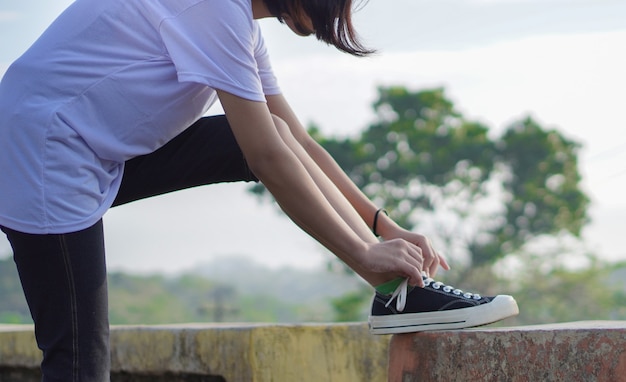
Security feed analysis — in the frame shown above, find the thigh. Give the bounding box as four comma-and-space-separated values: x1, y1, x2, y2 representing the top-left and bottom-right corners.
1, 221, 110, 382
113, 115, 258, 206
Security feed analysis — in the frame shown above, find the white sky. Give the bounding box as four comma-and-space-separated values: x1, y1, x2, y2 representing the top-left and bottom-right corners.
0, 0, 625, 274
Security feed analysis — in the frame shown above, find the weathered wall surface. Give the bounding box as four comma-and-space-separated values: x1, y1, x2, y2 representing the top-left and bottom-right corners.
388, 321, 626, 382
0, 323, 390, 382
4, 321, 626, 382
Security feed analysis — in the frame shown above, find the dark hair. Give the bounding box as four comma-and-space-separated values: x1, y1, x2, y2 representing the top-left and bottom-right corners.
263, 0, 375, 56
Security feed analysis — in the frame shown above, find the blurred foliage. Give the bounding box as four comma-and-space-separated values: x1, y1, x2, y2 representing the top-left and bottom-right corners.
317, 86, 588, 269
0, 257, 338, 325
107, 271, 329, 324
490, 254, 626, 326
329, 285, 371, 322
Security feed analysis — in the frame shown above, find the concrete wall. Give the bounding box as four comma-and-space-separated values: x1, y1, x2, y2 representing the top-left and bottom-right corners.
388, 321, 626, 382
0, 323, 390, 382
3, 321, 626, 381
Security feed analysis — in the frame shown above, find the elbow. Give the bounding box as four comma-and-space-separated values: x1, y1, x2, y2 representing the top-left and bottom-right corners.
244, 143, 293, 182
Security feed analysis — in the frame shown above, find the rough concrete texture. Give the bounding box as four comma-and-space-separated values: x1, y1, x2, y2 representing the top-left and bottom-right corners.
110, 323, 389, 381
388, 321, 626, 382
0, 325, 39, 369
0, 323, 390, 382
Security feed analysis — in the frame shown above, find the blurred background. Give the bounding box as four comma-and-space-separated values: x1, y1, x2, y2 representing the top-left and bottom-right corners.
1, 0, 625, 325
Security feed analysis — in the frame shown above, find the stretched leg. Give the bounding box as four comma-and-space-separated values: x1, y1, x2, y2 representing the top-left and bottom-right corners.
1, 221, 110, 382
113, 115, 257, 206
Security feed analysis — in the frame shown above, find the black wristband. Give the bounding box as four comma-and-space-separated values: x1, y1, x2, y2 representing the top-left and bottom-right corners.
372, 208, 388, 237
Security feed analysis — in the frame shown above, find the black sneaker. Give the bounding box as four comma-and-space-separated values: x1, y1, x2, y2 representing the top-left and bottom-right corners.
368, 276, 519, 334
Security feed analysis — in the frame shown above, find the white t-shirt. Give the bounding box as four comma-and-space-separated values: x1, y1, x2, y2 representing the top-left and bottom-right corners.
0, 0, 281, 234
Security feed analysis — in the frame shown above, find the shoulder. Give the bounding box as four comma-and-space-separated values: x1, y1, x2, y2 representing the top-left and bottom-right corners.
159, 0, 256, 38
164, 0, 253, 21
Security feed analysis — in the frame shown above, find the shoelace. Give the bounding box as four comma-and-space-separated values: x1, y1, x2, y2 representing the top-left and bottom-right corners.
384, 278, 409, 312
384, 276, 482, 312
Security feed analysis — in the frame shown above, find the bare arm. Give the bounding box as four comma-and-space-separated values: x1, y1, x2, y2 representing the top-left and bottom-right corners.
217, 90, 425, 286
265, 93, 449, 276
266, 94, 385, 232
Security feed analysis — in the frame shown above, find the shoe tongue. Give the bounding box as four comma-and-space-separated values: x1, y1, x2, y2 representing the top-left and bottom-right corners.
374, 277, 406, 295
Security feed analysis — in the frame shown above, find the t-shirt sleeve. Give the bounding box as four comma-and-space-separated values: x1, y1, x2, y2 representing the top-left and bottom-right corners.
252, 22, 281, 96
159, 1, 267, 102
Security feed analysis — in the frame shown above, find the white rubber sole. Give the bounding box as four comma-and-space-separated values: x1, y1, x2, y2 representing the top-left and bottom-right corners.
368, 295, 519, 335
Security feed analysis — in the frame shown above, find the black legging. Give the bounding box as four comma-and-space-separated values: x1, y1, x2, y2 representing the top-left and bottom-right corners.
1, 115, 257, 382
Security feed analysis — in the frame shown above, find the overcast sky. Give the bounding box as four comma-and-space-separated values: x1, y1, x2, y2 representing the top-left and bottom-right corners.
1, 0, 625, 274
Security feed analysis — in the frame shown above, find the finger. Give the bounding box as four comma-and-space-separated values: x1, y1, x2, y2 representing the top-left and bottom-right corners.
392, 256, 422, 288
439, 252, 451, 270
417, 238, 436, 277
428, 259, 439, 277
428, 261, 438, 278
423, 259, 434, 278
428, 251, 442, 277
402, 250, 424, 287
427, 252, 443, 278
405, 267, 424, 288
402, 245, 423, 271
401, 240, 422, 260
390, 240, 424, 287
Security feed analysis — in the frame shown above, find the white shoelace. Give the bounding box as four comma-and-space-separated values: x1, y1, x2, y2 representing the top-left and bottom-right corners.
384, 276, 482, 313
384, 278, 408, 312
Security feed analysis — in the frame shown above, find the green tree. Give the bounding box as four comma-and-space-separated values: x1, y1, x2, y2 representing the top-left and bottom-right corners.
316, 87, 589, 273
496, 117, 589, 255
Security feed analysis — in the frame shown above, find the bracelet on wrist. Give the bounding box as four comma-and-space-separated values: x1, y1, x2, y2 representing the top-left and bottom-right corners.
372, 208, 388, 237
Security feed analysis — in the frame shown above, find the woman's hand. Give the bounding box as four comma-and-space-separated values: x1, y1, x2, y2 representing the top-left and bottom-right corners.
359, 239, 426, 287
380, 226, 450, 278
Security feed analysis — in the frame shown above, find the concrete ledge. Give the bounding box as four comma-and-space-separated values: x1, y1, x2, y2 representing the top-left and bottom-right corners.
6, 321, 626, 381
388, 321, 626, 382
0, 325, 39, 369
0, 323, 389, 381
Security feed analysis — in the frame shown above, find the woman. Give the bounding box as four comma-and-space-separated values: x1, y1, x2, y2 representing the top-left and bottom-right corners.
0, 0, 518, 380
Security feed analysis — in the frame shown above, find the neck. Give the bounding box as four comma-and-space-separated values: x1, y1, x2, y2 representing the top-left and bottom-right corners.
250, 0, 273, 19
